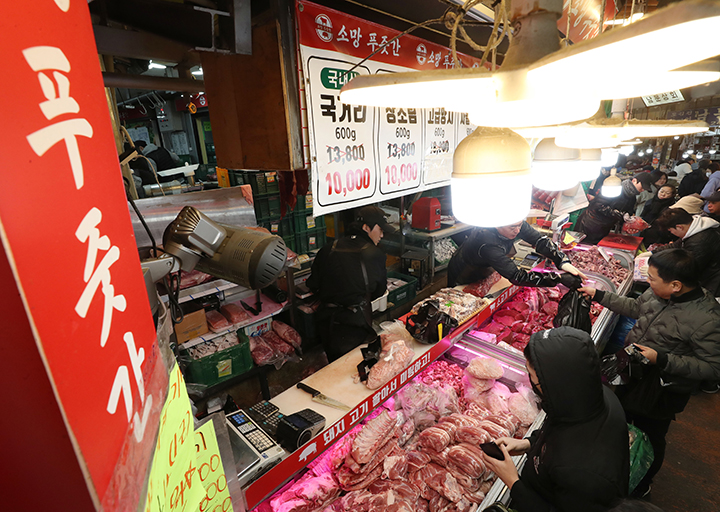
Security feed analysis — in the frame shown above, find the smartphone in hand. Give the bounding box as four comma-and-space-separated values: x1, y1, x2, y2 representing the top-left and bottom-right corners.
480, 442, 506, 461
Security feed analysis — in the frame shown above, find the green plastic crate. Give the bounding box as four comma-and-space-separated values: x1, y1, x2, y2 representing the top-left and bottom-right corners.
255, 194, 281, 221
293, 212, 326, 233
296, 228, 327, 254
228, 170, 246, 187
259, 215, 282, 236
244, 171, 280, 196
182, 331, 253, 387
283, 234, 296, 253
386, 271, 418, 308
279, 215, 294, 237
294, 194, 314, 213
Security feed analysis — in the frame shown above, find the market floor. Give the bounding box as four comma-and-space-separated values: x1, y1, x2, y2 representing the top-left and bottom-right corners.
651, 391, 720, 512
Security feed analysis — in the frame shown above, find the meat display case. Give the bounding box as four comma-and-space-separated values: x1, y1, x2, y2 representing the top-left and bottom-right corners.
240, 286, 523, 510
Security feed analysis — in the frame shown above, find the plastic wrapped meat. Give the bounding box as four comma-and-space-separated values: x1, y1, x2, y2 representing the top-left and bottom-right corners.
179, 269, 214, 290
206, 309, 232, 333
447, 443, 487, 479
270, 472, 340, 512
273, 320, 303, 350
188, 332, 239, 359
454, 425, 491, 445
419, 427, 452, 452
367, 339, 415, 390
396, 382, 434, 417
260, 331, 295, 357
466, 357, 504, 380
508, 392, 540, 427
220, 302, 250, 325
249, 336, 279, 367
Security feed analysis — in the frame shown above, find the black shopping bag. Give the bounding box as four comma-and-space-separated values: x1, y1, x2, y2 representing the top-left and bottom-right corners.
553, 289, 592, 333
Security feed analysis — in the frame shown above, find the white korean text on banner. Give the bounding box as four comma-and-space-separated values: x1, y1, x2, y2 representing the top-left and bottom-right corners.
297, 1, 482, 216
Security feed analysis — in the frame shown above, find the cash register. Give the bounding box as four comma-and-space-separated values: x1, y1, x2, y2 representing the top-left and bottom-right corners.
225, 410, 284, 487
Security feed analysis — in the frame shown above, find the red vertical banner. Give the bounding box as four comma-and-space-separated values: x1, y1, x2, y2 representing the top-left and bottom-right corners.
558, 0, 617, 42
0, 1, 167, 510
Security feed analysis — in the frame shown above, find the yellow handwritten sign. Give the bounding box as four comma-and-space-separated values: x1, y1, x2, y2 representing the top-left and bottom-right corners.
144, 364, 204, 512
195, 421, 234, 512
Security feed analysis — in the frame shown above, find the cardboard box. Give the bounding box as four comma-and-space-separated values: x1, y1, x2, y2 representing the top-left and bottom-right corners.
174, 304, 209, 343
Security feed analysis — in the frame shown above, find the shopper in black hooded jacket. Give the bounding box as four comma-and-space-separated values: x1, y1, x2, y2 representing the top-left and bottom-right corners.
482, 327, 630, 512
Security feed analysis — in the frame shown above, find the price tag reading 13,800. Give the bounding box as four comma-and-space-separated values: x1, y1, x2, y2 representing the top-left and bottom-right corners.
377, 100, 422, 195
307, 57, 377, 207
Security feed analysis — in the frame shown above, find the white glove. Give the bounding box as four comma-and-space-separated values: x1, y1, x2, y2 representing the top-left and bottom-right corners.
636, 251, 652, 259
560, 262, 588, 282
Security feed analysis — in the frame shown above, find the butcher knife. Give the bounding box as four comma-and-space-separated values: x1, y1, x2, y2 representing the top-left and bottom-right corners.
297, 383, 350, 411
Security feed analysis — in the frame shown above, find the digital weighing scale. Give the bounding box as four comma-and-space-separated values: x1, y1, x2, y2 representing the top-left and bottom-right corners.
225, 410, 285, 487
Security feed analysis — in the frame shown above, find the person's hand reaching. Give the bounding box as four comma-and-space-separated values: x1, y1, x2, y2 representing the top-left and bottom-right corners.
578, 286, 597, 299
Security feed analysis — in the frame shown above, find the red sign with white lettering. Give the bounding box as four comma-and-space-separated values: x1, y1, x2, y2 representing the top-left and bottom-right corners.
297, 1, 486, 70
558, 0, 617, 42
0, 1, 166, 509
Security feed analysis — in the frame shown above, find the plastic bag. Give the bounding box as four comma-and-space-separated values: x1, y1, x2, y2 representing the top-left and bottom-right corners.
622, 216, 650, 235
366, 339, 415, 390
552, 289, 592, 333
628, 423, 654, 493
405, 299, 459, 344
633, 252, 652, 282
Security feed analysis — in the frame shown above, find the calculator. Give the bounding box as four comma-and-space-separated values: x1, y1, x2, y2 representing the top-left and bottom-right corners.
225, 410, 285, 487
246, 401, 284, 438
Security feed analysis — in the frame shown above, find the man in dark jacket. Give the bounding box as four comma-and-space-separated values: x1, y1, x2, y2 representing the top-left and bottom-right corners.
655, 208, 720, 296
135, 140, 184, 183
447, 221, 585, 289
580, 249, 720, 497
576, 172, 654, 244
482, 327, 629, 512
307, 205, 393, 362
677, 159, 709, 198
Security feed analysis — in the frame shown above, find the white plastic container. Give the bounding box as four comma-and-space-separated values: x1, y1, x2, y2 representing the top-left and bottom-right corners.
371, 290, 389, 312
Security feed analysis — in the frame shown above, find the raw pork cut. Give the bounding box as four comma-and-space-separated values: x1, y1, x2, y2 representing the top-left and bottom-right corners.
351, 411, 397, 465
220, 302, 250, 324
273, 320, 303, 350
406, 451, 431, 472
206, 309, 232, 333
179, 269, 214, 289
382, 454, 408, 480
249, 336, 277, 366
367, 339, 415, 390
466, 357, 504, 380
446, 444, 487, 479
261, 331, 295, 356
454, 425, 491, 445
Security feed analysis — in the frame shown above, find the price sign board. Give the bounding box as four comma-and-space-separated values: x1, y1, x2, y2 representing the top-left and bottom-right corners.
297, 1, 484, 216
306, 56, 377, 209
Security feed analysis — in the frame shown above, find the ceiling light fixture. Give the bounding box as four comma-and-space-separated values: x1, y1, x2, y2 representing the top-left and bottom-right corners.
531, 138, 581, 191
452, 127, 533, 227
601, 148, 620, 168
148, 60, 167, 70
192, 68, 204, 76
579, 148, 603, 182
674, 135, 680, 140
710, 149, 717, 155
602, 168, 622, 197
638, 151, 645, 157
618, 145, 634, 156
341, 0, 720, 129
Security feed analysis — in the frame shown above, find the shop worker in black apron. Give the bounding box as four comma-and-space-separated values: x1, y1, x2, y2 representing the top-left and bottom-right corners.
447, 220, 586, 289
307, 205, 395, 362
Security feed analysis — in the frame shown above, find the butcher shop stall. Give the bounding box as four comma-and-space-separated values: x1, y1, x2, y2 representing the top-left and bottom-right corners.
227, 239, 634, 512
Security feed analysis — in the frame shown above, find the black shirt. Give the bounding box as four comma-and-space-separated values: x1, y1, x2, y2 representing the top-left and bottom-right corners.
307, 229, 387, 307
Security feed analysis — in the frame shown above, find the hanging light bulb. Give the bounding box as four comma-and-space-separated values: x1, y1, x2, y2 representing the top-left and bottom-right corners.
619, 145, 635, 156
531, 139, 581, 191
710, 149, 717, 155
696, 152, 703, 158
452, 127, 532, 227
602, 168, 623, 197
601, 148, 620, 167
638, 151, 645, 157
579, 148, 603, 181
674, 135, 680, 140
341, 0, 720, 129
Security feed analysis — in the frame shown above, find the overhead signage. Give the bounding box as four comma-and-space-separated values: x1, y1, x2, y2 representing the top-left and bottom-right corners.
557, 0, 618, 42
0, 1, 167, 509
642, 90, 684, 107
297, 1, 481, 217
667, 107, 720, 126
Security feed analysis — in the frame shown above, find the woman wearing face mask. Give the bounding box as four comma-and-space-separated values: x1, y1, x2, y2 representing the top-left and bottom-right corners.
482, 327, 630, 512
447, 221, 586, 289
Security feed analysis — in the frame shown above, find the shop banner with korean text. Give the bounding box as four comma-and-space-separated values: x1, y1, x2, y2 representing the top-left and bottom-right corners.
0, 1, 167, 510
558, 0, 617, 43
297, 1, 480, 217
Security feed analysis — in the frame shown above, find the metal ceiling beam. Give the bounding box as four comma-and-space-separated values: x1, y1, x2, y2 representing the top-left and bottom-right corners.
102, 72, 205, 92
93, 25, 201, 66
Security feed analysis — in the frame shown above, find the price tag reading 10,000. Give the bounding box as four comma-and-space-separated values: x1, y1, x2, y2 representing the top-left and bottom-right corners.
377, 104, 422, 195
308, 57, 376, 207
